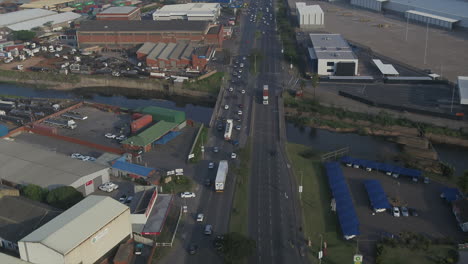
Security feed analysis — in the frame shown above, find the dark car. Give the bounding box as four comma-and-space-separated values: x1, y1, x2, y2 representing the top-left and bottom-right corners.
188, 244, 198, 255
409, 208, 418, 216
213, 235, 224, 251
238, 104, 244, 108
204, 178, 212, 187
217, 122, 224, 131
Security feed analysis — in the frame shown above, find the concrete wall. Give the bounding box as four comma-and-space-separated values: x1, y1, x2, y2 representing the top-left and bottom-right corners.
19, 241, 64, 264
70, 168, 110, 196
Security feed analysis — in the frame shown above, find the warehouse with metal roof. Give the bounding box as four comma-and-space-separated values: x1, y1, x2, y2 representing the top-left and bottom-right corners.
0, 140, 110, 196
153, 3, 221, 21
18, 196, 132, 264
0, 8, 80, 31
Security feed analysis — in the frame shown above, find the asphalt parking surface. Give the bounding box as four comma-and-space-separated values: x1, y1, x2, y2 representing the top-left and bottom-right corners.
343, 165, 465, 261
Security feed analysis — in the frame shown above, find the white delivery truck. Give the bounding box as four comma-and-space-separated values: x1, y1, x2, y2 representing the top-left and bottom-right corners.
215, 160, 228, 192
224, 119, 233, 140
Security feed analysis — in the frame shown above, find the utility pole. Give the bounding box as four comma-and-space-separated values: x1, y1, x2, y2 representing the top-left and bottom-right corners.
423, 21, 429, 65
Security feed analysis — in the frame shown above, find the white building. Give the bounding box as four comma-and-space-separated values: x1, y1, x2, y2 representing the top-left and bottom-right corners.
153, 3, 221, 22
308, 34, 358, 76
0, 140, 110, 196
458, 76, 468, 105
18, 196, 132, 264
296, 2, 324, 28
0, 9, 80, 32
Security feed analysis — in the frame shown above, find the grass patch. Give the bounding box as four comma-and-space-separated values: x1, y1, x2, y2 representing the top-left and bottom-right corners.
377, 244, 457, 264
286, 143, 355, 264
160, 175, 193, 194
0, 69, 80, 83
183, 72, 224, 94
229, 138, 252, 235
248, 49, 262, 75
190, 124, 208, 164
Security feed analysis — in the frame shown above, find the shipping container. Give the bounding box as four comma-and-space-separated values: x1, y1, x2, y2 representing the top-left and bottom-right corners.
0, 124, 8, 137
32, 123, 58, 134
132, 113, 143, 120
131, 114, 153, 133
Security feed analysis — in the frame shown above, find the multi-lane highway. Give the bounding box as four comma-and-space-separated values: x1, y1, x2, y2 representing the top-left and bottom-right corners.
160, 0, 305, 263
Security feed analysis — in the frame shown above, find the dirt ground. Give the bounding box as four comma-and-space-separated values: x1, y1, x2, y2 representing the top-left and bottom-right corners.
289, 0, 468, 82
0, 56, 44, 71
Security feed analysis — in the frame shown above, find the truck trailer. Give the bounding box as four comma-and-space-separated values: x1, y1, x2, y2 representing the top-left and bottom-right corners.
215, 160, 228, 192
224, 119, 233, 140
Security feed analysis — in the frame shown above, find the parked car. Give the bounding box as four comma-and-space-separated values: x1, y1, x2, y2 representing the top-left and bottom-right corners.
105, 133, 116, 139
392, 206, 400, 217
135, 243, 144, 255
235, 125, 241, 131
188, 244, 198, 255
99, 185, 113, 192
224, 104, 229, 110
208, 162, 215, 169
71, 153, 83, 159
181, 192, 196, 198
401, 206, 409, 217
197, 213, 204, 222
424, 177, 430, 184
231, 153, 237, 159
238, 110, 243, 115
241, 89, 246, 94
116, 135, 127, 141
125, 196, 133, 204
229, 87, 234, 92
119, 195, 127, 203
204, 224, 213, 235
213, 146, 219, 153
409, 208, 418, 216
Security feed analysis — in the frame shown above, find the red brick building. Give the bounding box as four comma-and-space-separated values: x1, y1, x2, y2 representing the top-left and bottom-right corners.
96, 6, 141, 21
76, 20, 223, 49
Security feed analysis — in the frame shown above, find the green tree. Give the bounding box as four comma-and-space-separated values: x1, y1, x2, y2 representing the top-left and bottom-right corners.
311, 73, 320, 99
22, 184, 48, 202
46, 186, 83, 210
457, 171, 468, 194
221, 232, 256, 263
12, 30, 36, 41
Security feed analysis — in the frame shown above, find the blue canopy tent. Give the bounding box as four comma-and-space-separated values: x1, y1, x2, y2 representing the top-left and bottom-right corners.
363, 180, 391, 212
340, 156, 422, 180
325, 162, 360, 240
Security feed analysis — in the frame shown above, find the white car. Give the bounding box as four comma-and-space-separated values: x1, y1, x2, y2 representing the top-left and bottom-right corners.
116, 135, 127, 141
241, 90, 246, 94
105, 133, 116, 139
208, 162, 215, 169
71, 153, 83, 159
238, 110, 243, 115
98, 185, 113, 192
231, 153, 237, 159
181, 192, 196, 198
392, 207, 400, 217
197, 213, 204, 222
224, 105, 229, 110
240, 63, 244, 68
229, 87, 234, 92
105, 182, 119, 190
235, 125, 241, 131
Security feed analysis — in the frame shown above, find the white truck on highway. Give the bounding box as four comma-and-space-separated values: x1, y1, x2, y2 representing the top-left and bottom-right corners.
215, 160, 228, 192
224, 119, 233, 140
263, 85, 269, 105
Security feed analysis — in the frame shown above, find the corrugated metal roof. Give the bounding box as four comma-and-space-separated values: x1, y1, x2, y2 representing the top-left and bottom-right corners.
19, 196, 129, 255
0, 9, 56, 27
122, 121, 179, 147
158, 42, 177, 60
0, 140, 109, 189
137, 42, 157, 56
147, 43, 167, 61
112, 160, 155, 177
156, 3, 219, 12
181, 42, 195, 60
7, 12, 81, 31
389, 0, 468, 19
296, 2, 323, 15
169, 42, 189, 60
406, 10, 459, 23
372, 59, 399, 75
136, 106, 186, 123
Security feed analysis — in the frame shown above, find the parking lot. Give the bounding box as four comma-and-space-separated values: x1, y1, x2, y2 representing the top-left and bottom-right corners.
56, 106, 131, 148
342, 165, 465, 259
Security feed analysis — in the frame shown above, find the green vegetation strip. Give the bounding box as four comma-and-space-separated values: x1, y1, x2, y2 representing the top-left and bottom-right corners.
229, 138, 252, 235
0, 69, 80, 84
183, 72, 224, 94
284, 93, 468, 139
248, 49, 262, 75
160, 175, 193, 194
376, 243, 458, 264
190, 125, 208, 164
286, 143, 355, 264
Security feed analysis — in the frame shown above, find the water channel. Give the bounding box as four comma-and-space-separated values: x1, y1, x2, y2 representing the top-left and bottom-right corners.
286, 123, 468, 177
0, 84, 214, 124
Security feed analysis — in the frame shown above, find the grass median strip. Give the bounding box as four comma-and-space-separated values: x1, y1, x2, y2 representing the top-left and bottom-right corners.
286, 143, 355, 264
229, 138, 252, 235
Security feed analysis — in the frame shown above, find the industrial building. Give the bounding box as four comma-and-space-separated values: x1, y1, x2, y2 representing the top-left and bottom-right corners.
458, 76, 468, 105
153, 3, 221, 21
308, 33, 358, 76
0, 196, 61, 253
350, 0, 468, 29
137, 41, 214, 71
295, 2, 324, 28
121, 106, 186, 153
0, 8, 80, 32
0, 140, 110, 196
96, 6, 141, 21
18, 195, 132, 264
76, 20, 224, 48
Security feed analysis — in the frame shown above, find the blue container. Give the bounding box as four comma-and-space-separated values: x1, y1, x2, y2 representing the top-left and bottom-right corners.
0, 124, 8, 137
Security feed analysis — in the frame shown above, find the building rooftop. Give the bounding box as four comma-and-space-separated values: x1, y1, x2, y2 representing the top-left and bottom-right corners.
19, 0, 76, 9
122, 121, 179, 147
78, 20, 209, 33
0, 140, 109, 189
372, 59, 399, 75
169, 42, 189, 60
7, 12, 81, 31
406, 10, 459, 23
309, 33, 356, 60
112, 159, 155, 177
389, 0, 468, 20
141, 194, 172, 235
0, 253, 30, 264
158, 42, 177, 61
154, 2, 220, 17
207, 25, 220, 34
147, 42, 167, 61
0, 196, 61, 243
193, 46, 210, 56
296, 2, 323, 14
99, 6, 138, 14
0, 9, 56, 27
181, 42, 195, 60
458, 76, 468, 104
19, 196, 129, 255
137, 42, 157, 56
